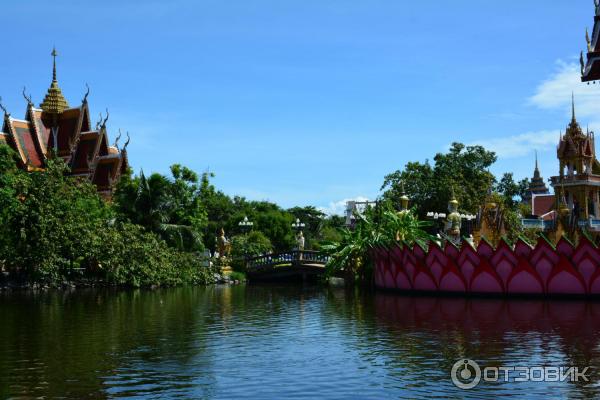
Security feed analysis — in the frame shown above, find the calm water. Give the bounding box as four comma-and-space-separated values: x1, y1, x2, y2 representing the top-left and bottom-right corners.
1, 285, 600, 399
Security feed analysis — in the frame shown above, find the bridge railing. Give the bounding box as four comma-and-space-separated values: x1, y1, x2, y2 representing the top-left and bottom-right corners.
246, 250, 329, 271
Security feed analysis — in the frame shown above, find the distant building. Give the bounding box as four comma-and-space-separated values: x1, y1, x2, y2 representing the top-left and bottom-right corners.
345, 200, 377, 227
0, 49, 129, 198
523, 152, 550, 205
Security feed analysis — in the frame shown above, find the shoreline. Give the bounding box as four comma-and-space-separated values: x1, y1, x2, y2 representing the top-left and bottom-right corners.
0, 271, 243, 292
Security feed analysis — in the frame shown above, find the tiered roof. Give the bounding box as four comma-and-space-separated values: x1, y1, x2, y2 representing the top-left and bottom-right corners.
0, 49, 129, 197
556, 96, 596, 164
525, 151, 549, 202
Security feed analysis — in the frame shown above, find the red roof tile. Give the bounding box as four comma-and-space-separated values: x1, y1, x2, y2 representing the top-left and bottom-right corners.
532, 194, 555, 219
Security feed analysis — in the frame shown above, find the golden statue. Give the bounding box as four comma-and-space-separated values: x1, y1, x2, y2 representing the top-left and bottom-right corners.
216, 228, 231, 258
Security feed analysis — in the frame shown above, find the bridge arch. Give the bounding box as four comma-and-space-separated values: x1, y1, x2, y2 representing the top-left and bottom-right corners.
245, 250, 329, 282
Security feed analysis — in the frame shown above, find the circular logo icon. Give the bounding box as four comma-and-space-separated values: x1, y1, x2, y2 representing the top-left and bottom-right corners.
451, 359, 481, 390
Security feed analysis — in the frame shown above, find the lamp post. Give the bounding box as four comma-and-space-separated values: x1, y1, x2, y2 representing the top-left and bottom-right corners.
426, 211, 447, 236
238, 216, 254, 234
292, 218, 305, 232
426, 190, 476, 243
238, 216, 254, 268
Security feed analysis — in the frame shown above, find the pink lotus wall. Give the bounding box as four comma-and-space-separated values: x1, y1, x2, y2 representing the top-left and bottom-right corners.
372, 237, 600, 296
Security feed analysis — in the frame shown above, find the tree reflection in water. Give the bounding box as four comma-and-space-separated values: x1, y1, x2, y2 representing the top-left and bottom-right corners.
1, 287, 599, 399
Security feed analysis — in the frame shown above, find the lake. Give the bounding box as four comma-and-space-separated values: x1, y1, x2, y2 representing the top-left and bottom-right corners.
1, 285, 599, 399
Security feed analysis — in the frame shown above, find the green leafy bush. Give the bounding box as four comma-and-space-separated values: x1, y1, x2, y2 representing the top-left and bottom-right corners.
0, 145, 214, 287
230, 231, 273, 270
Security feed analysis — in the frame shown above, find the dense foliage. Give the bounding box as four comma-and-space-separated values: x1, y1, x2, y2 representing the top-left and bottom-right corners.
321, 206, 432, 283
0, 146, 213, 287
0, 144, 343, 286
0, 136, 542, 288
381, 142, 534, 243
114, 164, 207, 252
230, 231, 273, 270
197, 175, 342, 252
381, 143, 497, 216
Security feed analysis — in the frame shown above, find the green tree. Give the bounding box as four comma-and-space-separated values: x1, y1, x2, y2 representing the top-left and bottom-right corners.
287, 206, 326, 249
381, 142, 496, 216
0, 146, 213, 286
496, 173, 530, 209
114, 165, 207, 252
230, 231, 273, 270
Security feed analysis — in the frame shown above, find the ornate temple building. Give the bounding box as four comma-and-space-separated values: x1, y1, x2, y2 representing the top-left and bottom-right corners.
523, 152, 554, 219
549, 97, 600, 222
0, 49, 129, 197
524, 152, 549, 201
582, 1, 600, 82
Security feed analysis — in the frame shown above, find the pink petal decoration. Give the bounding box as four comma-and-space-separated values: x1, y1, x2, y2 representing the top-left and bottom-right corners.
514, 238, 533, 258
575, 254, 598, 293
547, 256, 586, 295
507, 258, 544, 294
412, 243, 426, 261
439, 260, 467, 292
477, 239, 494, 260
555, 237, 575, 258
471, 259, 504, 293
412, 260, 437, 291
444, 241, 460, 261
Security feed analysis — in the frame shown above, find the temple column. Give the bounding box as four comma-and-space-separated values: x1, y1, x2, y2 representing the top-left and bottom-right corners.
568, 191, 573, 210
595, 190, 600, 219
585, 188, 590, 219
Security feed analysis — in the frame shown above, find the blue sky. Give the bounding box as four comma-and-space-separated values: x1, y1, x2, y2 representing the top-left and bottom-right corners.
1, 1, 599, 214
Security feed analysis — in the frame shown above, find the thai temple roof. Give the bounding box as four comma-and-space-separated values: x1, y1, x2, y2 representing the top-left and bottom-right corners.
557, 95, 595, 160
0, 49, 129, 197
526, 151, 549, 198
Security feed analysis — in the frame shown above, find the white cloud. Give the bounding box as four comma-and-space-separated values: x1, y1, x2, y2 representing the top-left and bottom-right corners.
318, 196, 371, 216
528, 60, 600, 118
471, 59, 600, 160
470, 130, 559, 159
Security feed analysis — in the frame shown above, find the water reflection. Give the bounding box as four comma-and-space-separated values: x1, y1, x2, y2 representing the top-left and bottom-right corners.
0, 287, 599, 399
372, 294, 600, 399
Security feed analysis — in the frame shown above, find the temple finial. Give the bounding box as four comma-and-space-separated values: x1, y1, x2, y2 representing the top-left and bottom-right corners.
535, 150, 539, 170
82, 83, 90, 104
572, 92, 576, 122
123, 131, 131, 150
0, 96, 9, 117
40, 47, 69, 114
51, 47, 58, 82
22, 87, 33, 107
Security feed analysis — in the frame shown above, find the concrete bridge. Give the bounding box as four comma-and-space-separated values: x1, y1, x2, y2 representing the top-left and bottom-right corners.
246, 250, 329, 282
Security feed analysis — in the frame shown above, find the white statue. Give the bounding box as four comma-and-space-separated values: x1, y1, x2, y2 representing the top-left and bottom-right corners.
297, 231, 305, 251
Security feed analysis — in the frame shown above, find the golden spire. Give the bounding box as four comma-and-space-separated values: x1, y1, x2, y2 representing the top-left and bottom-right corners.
40, 47, 69, 114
